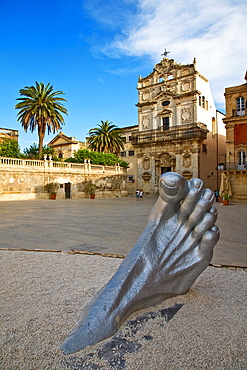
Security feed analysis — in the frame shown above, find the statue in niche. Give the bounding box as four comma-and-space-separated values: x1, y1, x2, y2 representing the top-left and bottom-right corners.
183, 153, 191, 168
61, 172, 219, 354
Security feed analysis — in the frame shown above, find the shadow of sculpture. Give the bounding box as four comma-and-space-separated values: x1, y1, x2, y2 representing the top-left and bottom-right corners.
61, 172, 220, 354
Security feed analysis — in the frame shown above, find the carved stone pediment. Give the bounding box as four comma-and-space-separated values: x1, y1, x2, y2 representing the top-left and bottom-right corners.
158, 108, 172, 116
154, 58, 179, 75
158, 152, 175, 167
142, 171, 151, 180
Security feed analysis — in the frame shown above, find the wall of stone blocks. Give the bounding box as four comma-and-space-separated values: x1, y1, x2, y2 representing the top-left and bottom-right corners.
0, 159, 128, 200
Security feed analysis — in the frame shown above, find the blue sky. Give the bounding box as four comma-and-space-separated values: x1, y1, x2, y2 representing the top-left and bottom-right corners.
1, 0, 246, 151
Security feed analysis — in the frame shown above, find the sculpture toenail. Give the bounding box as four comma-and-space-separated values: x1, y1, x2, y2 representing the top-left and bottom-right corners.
190, 178, 202, 189
204, 190, 213, 200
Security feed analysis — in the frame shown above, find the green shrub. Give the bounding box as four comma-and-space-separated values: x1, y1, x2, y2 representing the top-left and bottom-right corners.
0, 139, 22, 158
65, 149, 129, 168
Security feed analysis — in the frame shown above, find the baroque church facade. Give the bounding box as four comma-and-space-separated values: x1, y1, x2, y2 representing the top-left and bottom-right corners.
121, 57, 226, 194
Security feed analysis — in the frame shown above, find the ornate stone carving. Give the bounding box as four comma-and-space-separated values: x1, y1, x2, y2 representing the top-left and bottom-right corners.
154, 58, 178, 75
143, 157, 150, 170
142, 171, 151, 180
160, 153, 173, 167
181, 107, 192, 123
142, 115, 151, 129
183, 153, 191, 168
143, 92, 150, 101
181, 81, 190, 92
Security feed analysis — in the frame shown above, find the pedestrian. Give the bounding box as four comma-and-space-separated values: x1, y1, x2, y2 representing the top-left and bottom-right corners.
136, 189, 139, 200
214, 190, 219, 202
139, 190, 143, 200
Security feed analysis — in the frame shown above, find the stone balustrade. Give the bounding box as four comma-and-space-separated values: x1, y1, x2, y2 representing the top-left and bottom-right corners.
0, 156, 124, 175
0, 157, 127, 200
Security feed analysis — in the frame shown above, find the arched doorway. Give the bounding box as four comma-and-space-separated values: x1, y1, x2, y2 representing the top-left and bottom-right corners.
157, 152, 176, 176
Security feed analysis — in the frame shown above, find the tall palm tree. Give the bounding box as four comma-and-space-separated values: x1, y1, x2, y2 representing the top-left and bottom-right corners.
15, 82, 68, 159
87, 120, 125, 155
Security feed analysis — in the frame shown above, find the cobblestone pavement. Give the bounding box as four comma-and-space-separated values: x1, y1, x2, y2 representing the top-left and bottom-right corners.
0, 196, 246, 267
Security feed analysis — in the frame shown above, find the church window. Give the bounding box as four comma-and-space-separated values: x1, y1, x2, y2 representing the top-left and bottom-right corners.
202, 96, 205, 108
162, 100, 170, 106
128, 150, 135, 156
206, 100, 208, 110
159, 77, 164, 83
238, 150, 246, 165
199, 96, 201, 106
212, 117, 217, 137
236, 97, 245, 116
58, 153, 63, 159
128, 175, 135, 182
120, 151, 126, 157
162, 117, 170, 130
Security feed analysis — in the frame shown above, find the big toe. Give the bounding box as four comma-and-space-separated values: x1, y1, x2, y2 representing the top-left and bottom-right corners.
159, 172, 188, 204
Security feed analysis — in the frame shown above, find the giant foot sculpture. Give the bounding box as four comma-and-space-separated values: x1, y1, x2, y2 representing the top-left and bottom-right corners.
61, 172, 219, 354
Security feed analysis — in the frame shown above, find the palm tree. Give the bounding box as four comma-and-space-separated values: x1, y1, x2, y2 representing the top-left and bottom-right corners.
15, 82, 68, 159
87, 120, 125, 155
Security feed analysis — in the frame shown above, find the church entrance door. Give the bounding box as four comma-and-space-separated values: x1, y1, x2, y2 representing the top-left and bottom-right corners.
161, 166, 172, 174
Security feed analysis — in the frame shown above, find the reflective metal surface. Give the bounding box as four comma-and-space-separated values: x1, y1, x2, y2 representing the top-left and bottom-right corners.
61, 172, 219, 354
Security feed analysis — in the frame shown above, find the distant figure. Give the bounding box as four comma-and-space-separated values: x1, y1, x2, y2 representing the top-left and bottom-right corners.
139, 190, 143, 200
136, 189, 139, 200
214, 190, 219, 202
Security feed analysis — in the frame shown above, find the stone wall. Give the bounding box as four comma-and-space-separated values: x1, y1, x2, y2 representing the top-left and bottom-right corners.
0, 157, 128, 201
220, 170, 247, 203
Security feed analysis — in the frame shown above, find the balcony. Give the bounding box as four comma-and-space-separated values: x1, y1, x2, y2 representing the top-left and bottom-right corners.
130, 123, 208, 145
217, 162, 246, 171
230, 109, 247, 117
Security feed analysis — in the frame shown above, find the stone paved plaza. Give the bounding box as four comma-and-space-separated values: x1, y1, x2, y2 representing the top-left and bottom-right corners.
1, 196, 247, 369
0, 195, 246, 267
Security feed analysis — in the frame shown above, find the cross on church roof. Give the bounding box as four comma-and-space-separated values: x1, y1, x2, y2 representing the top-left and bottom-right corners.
161, 48, 170, 57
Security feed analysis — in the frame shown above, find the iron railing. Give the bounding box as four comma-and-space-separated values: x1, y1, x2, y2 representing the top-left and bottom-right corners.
217, 162, 246, 171
130, 123, 208, 145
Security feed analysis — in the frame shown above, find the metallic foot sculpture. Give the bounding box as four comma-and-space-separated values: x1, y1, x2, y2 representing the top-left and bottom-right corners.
61, 172, 219, 354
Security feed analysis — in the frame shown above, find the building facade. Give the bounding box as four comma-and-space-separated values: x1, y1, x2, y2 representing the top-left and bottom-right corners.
221, 73, 247, 202
0, 128, 19, 144
48, 131, 86, 159
121, 57, 226, 194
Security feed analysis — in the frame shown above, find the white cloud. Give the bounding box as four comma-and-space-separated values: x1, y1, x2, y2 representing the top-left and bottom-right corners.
91, 0, 247, 109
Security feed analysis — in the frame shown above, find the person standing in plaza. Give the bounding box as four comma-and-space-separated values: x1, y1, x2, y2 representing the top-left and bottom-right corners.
139, 190, 143, 200
136, 189, 139, 200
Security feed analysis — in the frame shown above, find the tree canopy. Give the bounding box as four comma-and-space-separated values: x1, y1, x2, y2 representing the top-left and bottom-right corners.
87, 120, 125, 155
23, 143, 55, 159
15, 82, 68, 159
0, 139, 22, 158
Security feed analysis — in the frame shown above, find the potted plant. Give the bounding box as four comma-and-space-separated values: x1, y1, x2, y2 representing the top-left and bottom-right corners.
222, 193, 230, 206
84, 182, 97, 199
44, 182, 59, 200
